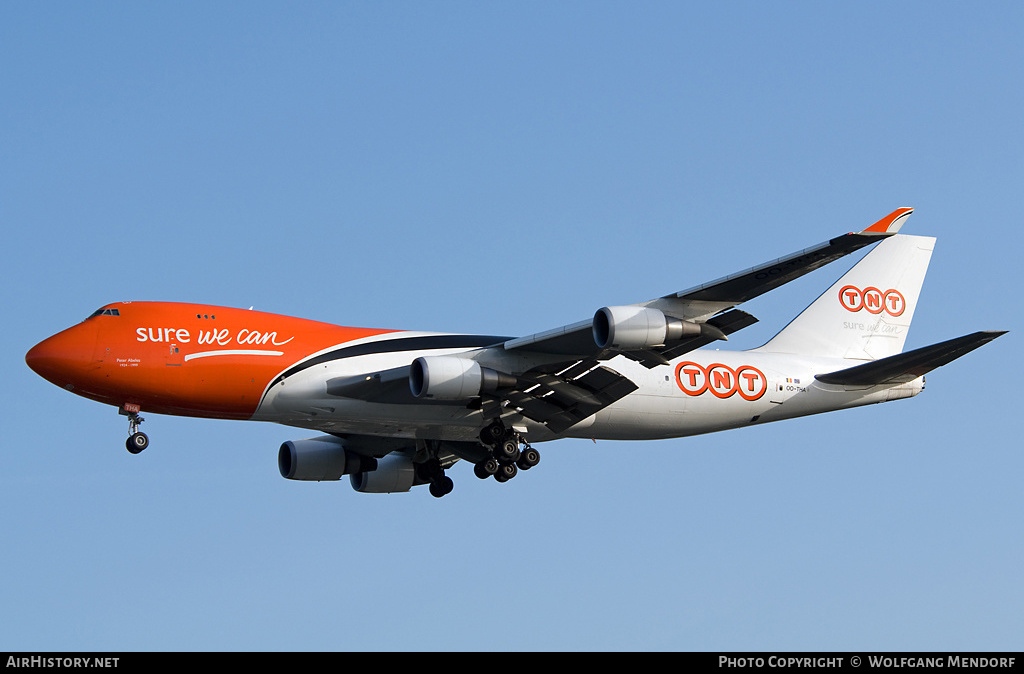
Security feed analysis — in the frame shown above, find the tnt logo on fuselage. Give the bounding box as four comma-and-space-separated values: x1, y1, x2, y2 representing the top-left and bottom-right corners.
839, 285, 906, 317
675, 362, 767, 401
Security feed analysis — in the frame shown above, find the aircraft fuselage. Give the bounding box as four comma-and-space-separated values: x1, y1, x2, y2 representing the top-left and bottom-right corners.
26, 301, 922, 444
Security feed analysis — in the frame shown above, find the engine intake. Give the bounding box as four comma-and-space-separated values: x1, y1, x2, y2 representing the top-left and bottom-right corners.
278, 436, 376, 481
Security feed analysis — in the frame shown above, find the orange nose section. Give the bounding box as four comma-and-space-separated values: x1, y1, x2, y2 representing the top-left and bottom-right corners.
26, 322, 98, 387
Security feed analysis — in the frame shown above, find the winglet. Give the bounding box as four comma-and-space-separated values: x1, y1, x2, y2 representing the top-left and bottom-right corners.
862, 207, 914, 234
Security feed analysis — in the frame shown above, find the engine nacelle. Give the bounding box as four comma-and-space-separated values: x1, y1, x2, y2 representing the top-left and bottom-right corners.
409, 356, 516, 400
350, 454, 416, 493
278, 436, 376, 481
593, 306, 702, 350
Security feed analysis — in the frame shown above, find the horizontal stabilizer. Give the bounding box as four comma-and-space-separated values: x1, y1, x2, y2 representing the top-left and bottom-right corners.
815, 331, 1007, 386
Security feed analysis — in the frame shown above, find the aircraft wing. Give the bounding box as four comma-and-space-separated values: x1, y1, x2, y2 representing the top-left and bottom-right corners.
328, 208, 915, 434
325, 357, 640, 434
504, 207, 914, 365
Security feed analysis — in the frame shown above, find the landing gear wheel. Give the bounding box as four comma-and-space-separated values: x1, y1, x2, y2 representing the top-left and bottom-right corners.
495, 438, 520, 463
493, 462, 518, 482
124, 410, 148, 454
429, 475, 454, 498
477, 422, 534, 485
474, 457, 499, 479
126, 432, 149, 454
517, 446, 540, 470
480, 420, 506, 446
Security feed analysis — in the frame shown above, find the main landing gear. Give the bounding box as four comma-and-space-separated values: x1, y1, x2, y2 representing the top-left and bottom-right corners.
418, 421, 541, 498
124, 411, 149, 454
418, 456, 455, 499
473, 420, 540, 484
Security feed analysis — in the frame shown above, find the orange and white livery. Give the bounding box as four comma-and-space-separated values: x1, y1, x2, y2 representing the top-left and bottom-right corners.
26, 209, 1006, 497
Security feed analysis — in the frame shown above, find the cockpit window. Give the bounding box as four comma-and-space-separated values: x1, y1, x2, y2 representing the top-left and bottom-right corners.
88, 308, 121, 318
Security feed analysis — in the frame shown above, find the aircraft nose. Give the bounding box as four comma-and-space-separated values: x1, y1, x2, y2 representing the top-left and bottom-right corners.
26, 323, 98, 387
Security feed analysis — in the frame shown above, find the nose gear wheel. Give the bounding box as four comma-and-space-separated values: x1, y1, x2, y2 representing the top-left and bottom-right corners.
124, 411, 149, 454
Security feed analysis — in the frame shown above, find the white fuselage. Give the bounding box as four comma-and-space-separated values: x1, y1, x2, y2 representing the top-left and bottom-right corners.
253, 333, 924, 443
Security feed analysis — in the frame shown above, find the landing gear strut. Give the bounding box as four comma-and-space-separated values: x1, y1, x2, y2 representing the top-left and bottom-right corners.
418, 456, 455, 498
124, 411, 149, 454
474, 420, 540, 484
429, 475, 454, 498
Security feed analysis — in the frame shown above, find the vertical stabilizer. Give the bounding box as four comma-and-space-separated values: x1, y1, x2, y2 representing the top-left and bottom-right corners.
755, 234, 935, 360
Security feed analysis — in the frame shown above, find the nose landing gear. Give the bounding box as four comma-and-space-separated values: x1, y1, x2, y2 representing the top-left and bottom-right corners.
123, 409, 149, 454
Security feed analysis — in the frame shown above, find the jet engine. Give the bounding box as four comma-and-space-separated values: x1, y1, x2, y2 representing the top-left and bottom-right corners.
409, 356, 516, 400
278, 436, 377, 481
350, 454, 416, 493
592, 306, 705, 350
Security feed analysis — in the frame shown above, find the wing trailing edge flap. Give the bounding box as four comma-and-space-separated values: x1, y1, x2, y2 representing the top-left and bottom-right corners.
323, 355, 638, 435
814, 331, 1007, 386
499, 360, 639, 434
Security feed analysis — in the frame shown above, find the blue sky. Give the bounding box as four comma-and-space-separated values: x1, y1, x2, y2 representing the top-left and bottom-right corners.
2, 2, 1021, 651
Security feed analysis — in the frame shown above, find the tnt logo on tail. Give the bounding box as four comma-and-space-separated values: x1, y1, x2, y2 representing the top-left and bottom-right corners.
839, 285, 906, 317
